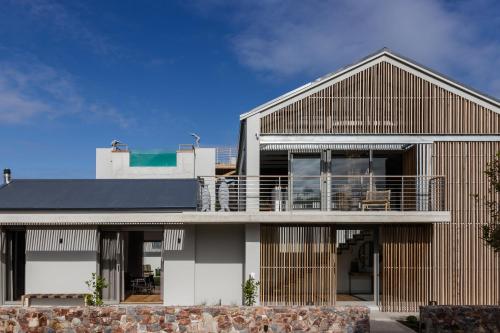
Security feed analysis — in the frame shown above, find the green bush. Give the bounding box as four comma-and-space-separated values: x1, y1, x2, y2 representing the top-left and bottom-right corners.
85, 273, 108, 306
242, 276, 260, 306
407, 315, 418, 323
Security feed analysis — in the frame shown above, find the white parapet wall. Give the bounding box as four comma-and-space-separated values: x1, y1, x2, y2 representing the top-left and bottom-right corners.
96, 147, 215, 179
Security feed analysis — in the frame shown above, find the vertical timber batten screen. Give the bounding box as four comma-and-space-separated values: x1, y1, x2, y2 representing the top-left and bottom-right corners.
432, 141, 500, 305
260, 225, 336, 306
381, 225, 433, 312
260, 61, 500, 135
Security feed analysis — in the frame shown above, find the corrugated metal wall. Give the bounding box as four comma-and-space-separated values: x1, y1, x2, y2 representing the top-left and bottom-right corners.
164, 228, 185, 251
26, 228, 97, 252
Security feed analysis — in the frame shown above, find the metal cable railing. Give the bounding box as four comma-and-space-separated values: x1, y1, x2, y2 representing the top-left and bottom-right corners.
197, 175, 446, 212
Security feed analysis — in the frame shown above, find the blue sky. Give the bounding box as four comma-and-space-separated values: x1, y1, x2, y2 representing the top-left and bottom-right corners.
1, 0, 499, 178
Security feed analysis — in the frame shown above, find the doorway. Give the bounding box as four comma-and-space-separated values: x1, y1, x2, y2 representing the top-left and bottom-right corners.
100, 229, 164, 304
4, 230, 26, 302
336, 228, 377, 303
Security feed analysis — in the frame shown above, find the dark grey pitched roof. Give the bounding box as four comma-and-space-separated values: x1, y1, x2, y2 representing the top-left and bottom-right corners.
0, 179, 198, 211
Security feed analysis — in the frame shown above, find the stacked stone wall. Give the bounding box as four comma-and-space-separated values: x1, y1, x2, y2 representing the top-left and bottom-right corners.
420, 305, 500, 332
0, 306, 369, 333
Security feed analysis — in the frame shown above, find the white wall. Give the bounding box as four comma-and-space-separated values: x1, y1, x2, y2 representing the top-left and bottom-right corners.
245, 116, 260, 211
164, 226, 195, 305
245, 224, 260, 304
195, 225, 244, 305
96, 148, 215, 179
25, 252, 97, 294
163, 225, 245, 306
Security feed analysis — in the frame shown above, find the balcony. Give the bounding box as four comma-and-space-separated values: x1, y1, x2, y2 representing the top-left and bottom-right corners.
197, 175, 445, 213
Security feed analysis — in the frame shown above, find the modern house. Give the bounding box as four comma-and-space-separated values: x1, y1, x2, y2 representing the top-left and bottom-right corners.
0, 49, 499, 311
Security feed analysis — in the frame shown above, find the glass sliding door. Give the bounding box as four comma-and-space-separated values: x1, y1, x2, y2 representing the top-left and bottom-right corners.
290, 154, 322, 210
331, 151, 370, 211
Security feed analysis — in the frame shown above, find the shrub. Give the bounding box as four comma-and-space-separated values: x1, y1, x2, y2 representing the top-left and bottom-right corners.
85, 273, 108, 306
242, 276, 260, 306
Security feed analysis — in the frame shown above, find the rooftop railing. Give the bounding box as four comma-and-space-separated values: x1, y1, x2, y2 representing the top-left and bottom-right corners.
215, 147, 238, 166
197, 175, 445, 212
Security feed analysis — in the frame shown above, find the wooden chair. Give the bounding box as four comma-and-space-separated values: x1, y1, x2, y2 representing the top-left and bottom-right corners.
362, 190, 391, 211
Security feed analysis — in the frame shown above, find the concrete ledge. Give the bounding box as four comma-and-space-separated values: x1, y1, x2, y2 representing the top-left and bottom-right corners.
0, 211, 451, 225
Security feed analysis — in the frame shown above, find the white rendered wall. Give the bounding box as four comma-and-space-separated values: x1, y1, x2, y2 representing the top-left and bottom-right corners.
194, 225, 244, 305
163, 226, 195, 305
25, 252, 97, 294
163, 225, 245, 306
244, 224, 260, 304
96, 148, 215, 179
245, 116, 260, 211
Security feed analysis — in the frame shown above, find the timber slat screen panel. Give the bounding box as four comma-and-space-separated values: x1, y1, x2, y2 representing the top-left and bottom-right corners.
260, 225, 336, 305
433, 141, 500, 305
260, 61, 500, 134
380, 225, 433, 312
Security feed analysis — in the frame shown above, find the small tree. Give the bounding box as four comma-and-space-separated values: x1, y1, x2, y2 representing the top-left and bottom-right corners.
85, 273, 108, 306
480, 152, 500, 251
242, 275, 260, 306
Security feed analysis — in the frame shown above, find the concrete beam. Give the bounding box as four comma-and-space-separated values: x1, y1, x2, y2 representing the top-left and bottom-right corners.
0, 211, 451, 225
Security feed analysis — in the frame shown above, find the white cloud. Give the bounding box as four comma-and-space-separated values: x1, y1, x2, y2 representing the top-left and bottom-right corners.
195, 0, 500, 96
0, 57, 130, 127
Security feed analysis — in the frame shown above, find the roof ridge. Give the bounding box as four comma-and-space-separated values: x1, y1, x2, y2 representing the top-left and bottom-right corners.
240, 47, 500, 120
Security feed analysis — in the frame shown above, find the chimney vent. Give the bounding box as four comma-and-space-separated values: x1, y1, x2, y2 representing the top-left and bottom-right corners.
3, 169, 11, 185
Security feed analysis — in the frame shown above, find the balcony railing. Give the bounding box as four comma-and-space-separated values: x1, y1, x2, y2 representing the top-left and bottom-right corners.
197, 175, 445, 212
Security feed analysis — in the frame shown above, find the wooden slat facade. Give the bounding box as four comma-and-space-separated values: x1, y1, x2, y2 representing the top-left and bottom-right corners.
254, 56, 500, 311
380, 225, 433, 312
260, 225, 336, 305
432, 142, 500, 305
260, 61, 500, 134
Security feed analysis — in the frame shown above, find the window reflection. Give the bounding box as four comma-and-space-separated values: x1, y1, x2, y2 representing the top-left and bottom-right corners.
291, 155, 321, 210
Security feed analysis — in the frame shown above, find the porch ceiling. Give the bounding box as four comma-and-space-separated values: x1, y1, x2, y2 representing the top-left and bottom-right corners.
0, 211, 451, 225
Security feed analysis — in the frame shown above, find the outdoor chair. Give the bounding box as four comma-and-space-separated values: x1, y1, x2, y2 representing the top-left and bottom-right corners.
361, 190, 391, 211
131, 277, 154, 294
143, 264, 153, 277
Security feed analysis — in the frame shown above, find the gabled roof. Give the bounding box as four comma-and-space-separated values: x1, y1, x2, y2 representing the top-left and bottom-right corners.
240, 48, 500, 120
0, 179, 198, 211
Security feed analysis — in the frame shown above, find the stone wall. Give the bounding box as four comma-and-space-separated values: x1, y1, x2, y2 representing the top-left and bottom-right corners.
420, 305, 500, 333
0, 306, 369, 333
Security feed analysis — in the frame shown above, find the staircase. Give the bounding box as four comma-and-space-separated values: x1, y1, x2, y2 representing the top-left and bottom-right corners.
336, 229, 371, 255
